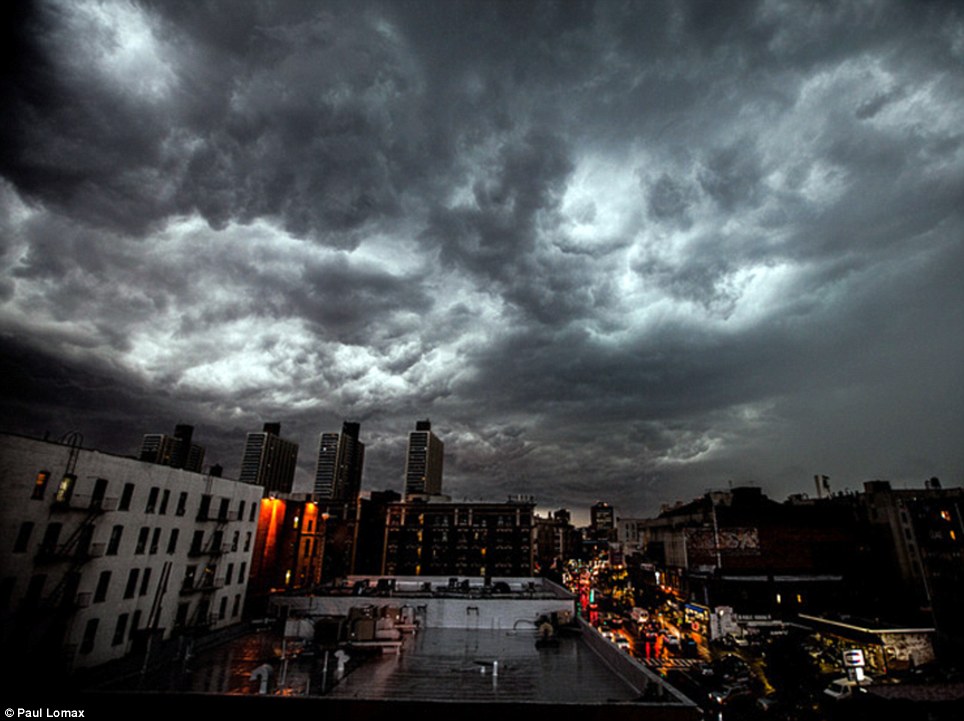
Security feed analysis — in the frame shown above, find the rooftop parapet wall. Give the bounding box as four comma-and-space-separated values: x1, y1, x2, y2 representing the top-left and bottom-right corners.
269, 576, 575, 630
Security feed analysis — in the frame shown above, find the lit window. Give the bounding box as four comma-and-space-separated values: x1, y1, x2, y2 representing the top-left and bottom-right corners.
31, 471, 50, 500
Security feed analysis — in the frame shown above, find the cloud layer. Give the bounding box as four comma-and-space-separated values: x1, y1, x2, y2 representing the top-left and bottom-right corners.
3, 0, 963, 516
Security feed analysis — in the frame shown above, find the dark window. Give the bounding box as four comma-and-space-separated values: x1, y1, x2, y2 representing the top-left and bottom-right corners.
232, 531, 239, 552
135, 527, 149, 554
94, 571, 111, 603
119, 483, 135, 511
139, 568, 152, 597
166, 528, 179, 554
244, 532, 252, 552
40, 523, 63, 556
218, 498, 230, 521
176, 492, 188, 516
249, 503, 257, 522
112, 614, 129, 646
218, 596, 227, 620
145, 487, 159, 513
225, 563, 234, 586
31, 470, 50, 500
106, 525, 123, 556
190, 531, 204, 555
158, 489, 170, 515
232, 594, 241, 617
197, 494, 212, 521
123, 569, 140, 599
238, 500, 246, 520
175, 602, 189, 627
129, 610, 142, 641
238, 562, 246, 583
90, 478, 108, 509
79, 618, 99, 654
150, 528, 161, 554
13, 522, 34, 553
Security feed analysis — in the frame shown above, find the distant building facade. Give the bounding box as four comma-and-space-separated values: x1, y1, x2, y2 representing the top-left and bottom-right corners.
534, 509, 576, 574
404, 420, 444, 499
239, 422, 299, 494
139, 423, 205, 473
247, 495, 326, 614
0, 432, 262, 678
383, 499, 535, 577
313, 421, 365, 506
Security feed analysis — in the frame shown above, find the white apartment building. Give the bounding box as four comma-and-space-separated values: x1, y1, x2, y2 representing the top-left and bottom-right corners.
0, 432, 264, 671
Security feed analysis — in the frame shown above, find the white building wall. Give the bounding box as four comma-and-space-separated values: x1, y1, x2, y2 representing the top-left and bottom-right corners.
0, 433, 264, 670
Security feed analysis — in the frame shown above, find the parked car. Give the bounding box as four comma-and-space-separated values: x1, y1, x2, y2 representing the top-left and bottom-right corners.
823, 677, 873, 701
709, 683, 753, 705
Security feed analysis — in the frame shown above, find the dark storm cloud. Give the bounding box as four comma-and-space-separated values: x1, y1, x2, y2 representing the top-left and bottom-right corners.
2, 0, 963, 515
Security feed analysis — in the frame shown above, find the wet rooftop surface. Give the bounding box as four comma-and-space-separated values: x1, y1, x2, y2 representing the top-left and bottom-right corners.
326, 628, 639, 703
103, 627, 652, 705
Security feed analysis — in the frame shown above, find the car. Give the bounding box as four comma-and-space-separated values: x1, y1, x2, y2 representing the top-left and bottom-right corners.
708, 684, 753, 705
823, 677, 873, 701
615, 636, 631, 651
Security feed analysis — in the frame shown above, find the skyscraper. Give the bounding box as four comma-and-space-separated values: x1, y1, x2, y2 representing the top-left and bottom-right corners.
404, 419, 444, 499
239, 422, 299, 493
313, 421, 365, 504
139, 423, 205, 472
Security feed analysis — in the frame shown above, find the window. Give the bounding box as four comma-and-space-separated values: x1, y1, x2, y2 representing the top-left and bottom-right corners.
232, 594, 241, 617
225, 563, 234, 586
124, 569, 140, 599
249, 503, 257, 523
218, 596, 227, 620
54, 474, 76, 505
40, 523, 63, 556
13, 522, 34, 553
94, 571, 111, 603
129, 610, 142, 641
31, 470, 50, 500
190, 530, 204, 555
112, 614, 129, 646
244, 532, 252, 552
139, 568, 152, 597
238, 500, 246, 521
175, 603, 190, 628
218, 498, 230, 521
106, 525, 123, 556
176, 492, 188, 516
231, 531, 239, 552
119, 483, 135, 511
79, 618, 99, 655
158, 489, 170, 515
145, 487, 159, 513
24, 575, 46, 605
197, 494, 212, 521
166, 528, 179, 554
238, 562, 246, 583
150, 528, 161, 555
90, 478, 108, 509
135, 527, 149, 554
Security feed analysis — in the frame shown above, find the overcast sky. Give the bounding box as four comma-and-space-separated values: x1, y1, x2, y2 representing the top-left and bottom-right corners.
2, 0, 962, 519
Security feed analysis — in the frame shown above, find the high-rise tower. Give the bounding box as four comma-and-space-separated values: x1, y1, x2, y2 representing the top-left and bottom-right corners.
239, 422, 299, 493
314, 421, 365, 505
404, 419, 444, 499
139, 423, 205, 472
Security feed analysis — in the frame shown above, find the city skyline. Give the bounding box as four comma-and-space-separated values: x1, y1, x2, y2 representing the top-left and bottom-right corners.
2, 1, 963, 519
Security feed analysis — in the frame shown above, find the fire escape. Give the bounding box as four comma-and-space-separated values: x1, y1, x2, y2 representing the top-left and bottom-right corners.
34, 433, 119, 665
178, 484, 233, 634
